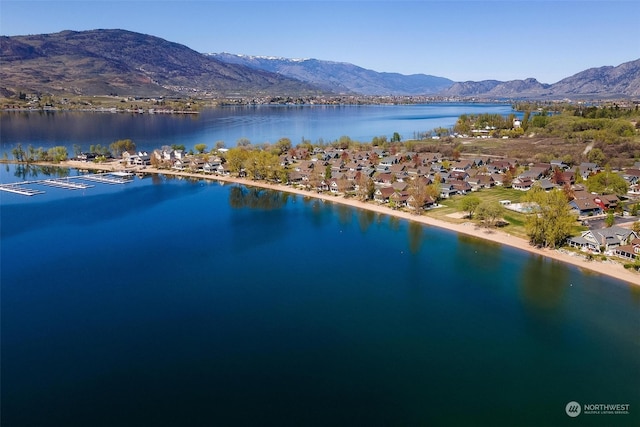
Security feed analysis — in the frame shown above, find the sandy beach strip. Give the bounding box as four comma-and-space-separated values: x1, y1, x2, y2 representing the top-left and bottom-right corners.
61, 160, 640, 286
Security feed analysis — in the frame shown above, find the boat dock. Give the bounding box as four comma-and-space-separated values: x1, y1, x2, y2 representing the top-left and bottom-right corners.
78, 172, 133, 185
0, 182, 46, 196
41, 178, 94, 190
0, 172, 133, 197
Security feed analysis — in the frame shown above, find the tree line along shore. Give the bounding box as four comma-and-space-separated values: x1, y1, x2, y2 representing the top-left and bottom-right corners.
4, 103, 640, 283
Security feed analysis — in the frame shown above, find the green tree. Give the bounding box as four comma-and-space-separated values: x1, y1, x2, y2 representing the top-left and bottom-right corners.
524, 188, 576, 249
11, 143, 25, 161
325, 164, 332, 180
225, 147, 250, 176
426, 174, 441, 201
605, 211, 615, 227
194, 143, 207, 154
476, 200, 504, 227
502, 169, 514, 188
372, 135, 388, 146
47, 146, 68, 163
460, 195, 481, 219
587, 148, 606, 166
585, 167, 628, 195
26, 144, 36, 162
275, 137, 292, 155
453, 114, 472, 135
391, 132, 401, 142
521, 110, 531, 131
277, 167, 290, 184
110, 139, 136, 157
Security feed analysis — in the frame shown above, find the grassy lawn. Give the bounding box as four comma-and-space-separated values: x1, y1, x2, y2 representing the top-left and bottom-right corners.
425, 186, 532, 239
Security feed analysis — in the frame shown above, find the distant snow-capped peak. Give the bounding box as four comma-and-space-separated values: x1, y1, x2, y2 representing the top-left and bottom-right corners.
206, 52, 309, 62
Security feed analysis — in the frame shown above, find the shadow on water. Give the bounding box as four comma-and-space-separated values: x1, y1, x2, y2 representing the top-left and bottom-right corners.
226, 185, 292, 253
388, 215, 401, 232
335, 203, 353, 226
519, 255, 567, 311
407, 221, 425, 255
303, 197, 334, 228
456, 233, 504, 280
0, 182, 204, 239
9, 163, 71, 180
357, 209, 376, 233
228, 185, 290, 210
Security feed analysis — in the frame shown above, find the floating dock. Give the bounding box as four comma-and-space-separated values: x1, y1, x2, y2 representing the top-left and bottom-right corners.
41, 179, 94, 190
0, 183, 46, 196
78, 172, 133, 185
0, 172, 132, 196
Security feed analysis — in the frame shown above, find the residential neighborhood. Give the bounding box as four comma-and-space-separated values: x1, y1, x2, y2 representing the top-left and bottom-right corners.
99, 142, 640, 263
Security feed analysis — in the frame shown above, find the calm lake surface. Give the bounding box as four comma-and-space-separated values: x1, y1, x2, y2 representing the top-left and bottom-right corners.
0, 103, 516, 154
1, 106, 639, 426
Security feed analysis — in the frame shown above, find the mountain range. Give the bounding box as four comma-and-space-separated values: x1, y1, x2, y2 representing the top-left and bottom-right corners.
206, 53, 453, 95
1, 29, 638, 99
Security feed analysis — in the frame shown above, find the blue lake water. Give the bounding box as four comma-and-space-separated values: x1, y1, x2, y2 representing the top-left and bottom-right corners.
0, 103, 516, 154
1, 165, 638, 427
1, 105, 639, 426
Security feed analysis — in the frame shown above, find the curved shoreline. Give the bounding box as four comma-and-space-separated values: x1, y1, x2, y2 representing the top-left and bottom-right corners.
50, 160, 640, 286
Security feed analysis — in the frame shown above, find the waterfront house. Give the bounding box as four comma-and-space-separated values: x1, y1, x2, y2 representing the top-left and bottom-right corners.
389, 191, 410, 208
374, 187, 395, 203
216, 164, 232, 176
189, 158, 206, 172
568, 226, 637, 253
614, 238, 640, 260
203, 159, 222, 174
123, 151, 151, 167
172, 158, 188, 171
77, 152, 98, 162
407, 194, 436, 211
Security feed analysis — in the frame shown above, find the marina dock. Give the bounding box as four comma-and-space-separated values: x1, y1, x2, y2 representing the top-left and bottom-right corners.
0, 172, 133, 196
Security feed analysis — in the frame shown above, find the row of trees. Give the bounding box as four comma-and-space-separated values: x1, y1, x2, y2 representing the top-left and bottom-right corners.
10, 143, 68, 163
453, 113, 519, 135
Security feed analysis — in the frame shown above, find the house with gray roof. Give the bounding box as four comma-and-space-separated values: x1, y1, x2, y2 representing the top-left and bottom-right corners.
568, 226, 637, 253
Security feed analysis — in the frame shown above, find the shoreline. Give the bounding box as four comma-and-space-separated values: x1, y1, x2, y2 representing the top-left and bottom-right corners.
23, 160, 640, 286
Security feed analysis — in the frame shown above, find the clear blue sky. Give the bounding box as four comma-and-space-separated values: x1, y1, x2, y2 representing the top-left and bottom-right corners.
1, 0, 639, 83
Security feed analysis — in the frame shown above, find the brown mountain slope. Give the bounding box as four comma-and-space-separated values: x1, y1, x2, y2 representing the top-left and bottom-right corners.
438, 59, 640, 99
0, 29, 324, 97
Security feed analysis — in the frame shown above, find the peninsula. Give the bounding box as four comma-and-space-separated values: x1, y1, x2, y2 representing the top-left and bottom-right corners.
47, 158, 640, 286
